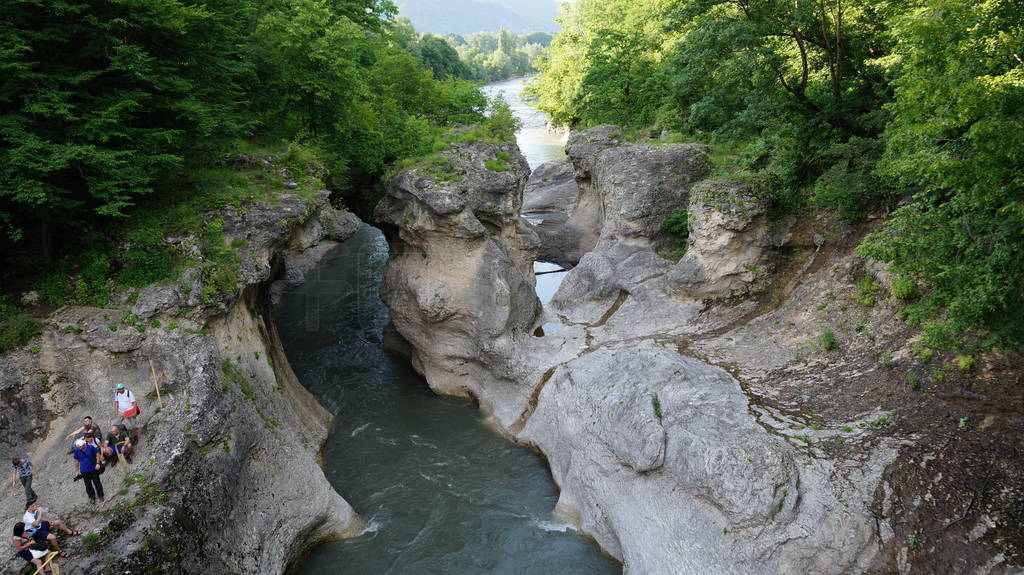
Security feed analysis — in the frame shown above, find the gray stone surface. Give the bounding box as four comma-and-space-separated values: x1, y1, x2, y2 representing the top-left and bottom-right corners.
378, 133, 916, 575
534, 126, 712, 266
669, 179, 772, 298
0, 188, 361, 574
519, 341, 888, 575
522, 160, 579, 214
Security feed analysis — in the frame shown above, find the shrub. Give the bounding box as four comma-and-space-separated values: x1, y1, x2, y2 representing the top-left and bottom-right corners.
660, 208, 689, 240
0, 299, 41, 353
118, 228, 174, 288
819, 330, 836, 351
890, 276, 919, 301
956, 355, 974, 372
855, 275, 879, 307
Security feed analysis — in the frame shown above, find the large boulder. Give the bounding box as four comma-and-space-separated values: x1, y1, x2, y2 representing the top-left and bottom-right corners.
669, 179, 772, 298
522, 159, 580, 214
518, 341, 888, 575
534, 126, 712, 265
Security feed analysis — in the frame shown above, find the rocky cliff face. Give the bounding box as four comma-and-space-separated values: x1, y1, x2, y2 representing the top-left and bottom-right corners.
375, 141, 541, 427
0, 188, 362, 574
380, 128, 1023, 574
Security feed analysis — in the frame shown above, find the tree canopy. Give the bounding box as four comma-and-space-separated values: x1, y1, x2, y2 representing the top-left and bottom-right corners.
0, 0, 487, 249
530, 0, 1024, 350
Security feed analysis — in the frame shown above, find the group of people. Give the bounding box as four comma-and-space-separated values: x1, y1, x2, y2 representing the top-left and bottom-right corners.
8, 384, 141, 572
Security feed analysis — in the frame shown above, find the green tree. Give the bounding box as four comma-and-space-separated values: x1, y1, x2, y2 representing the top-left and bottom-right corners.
860, 0, 1024, 349
418, 34, 470, 78
0, 0, 250, 255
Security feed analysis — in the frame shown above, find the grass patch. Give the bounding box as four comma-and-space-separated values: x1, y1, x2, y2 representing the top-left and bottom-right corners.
484, 158, 511, 172
855, 275, 880, 307
818, 330, 836, 351
220, 358, 253, 400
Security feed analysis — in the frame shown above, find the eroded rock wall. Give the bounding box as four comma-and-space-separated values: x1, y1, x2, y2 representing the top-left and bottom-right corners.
0, 191, 362, 574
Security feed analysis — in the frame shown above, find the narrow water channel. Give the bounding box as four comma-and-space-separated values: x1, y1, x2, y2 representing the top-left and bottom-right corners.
276, 226, 620, 574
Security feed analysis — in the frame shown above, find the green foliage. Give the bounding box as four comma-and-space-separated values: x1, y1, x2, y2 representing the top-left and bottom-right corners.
660, 209, 690, 240
855, 276, 880, 307
2, 0, 489, 305
529, 0, 667, 127
956, 355, 975, 372
651, 393, 663, 419
858, 0, 1024, 351
0, 298, 41, 353
0, 0, 250, 238
484, 159, 511, 172
220, 358, 252, 400
534, 0, 1023, 350
813, 138, 894, 223
118, 228, 173, 288
819, 330, 836, 352
441, 28, 548, 82
890, 276, 919, 302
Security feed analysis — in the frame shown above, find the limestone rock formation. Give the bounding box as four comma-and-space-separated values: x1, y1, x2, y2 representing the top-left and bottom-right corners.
0, 190, 361, 574
378, 128, 952, 575
669, 179, 772, 298
533, 125, 712, 266
522, 159, 579, 214
519, 341, 890, 575
376, 140, 541, 427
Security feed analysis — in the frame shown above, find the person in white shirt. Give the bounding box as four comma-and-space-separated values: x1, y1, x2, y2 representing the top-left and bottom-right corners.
113, 383, 139, 423
21, 501, 76, 557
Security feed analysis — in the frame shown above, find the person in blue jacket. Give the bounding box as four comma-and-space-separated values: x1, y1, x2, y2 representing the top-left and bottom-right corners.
71, 438, 105, 503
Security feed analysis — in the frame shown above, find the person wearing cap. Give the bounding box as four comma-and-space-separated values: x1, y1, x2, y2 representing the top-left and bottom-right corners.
72, 438, 105, 503
114, 383, 139, 423
10, 457, 36, 503
22, 501, 76, 557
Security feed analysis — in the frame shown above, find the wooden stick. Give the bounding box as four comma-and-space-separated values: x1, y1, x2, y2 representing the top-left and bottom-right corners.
33, 551, 59, 575
149, 360, 165, 409
115, 440, 130, 473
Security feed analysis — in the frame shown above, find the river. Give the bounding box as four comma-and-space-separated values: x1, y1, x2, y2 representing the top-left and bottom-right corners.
279, 79, 618, 574
481, 76, 567, 169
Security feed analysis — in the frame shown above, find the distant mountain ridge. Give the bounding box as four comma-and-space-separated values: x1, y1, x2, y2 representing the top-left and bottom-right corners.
394, 0, 561, 34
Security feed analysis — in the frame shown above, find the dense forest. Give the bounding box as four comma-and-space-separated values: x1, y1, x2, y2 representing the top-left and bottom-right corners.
392, 20, 551, 82
0, 0, 518, 350
531, 0, 1023, 351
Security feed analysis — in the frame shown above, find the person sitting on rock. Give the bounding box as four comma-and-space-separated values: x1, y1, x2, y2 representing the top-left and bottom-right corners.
63, 415, 102, 453
102, 424, 132, 464
22, 502, 76, 557
10, 457, 36, 504
12, 522, 53, 571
